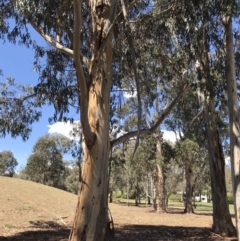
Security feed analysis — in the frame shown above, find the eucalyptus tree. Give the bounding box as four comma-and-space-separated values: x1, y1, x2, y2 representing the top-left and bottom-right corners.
1, 1, 190, 240
220, 1, 240, 238
24, 134, 71, 188
193, 5, 236, 236
0, 77, 41, 140
175, 139, 207, 213
65, 161, 80, 194
0, 150, 18, 177
162, 0, 237, 235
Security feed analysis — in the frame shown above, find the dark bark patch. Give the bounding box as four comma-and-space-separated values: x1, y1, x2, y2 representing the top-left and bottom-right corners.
81, 224, 88, 241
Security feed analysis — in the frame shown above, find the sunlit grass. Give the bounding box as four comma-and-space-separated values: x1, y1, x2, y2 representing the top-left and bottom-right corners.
112, 196, 235, 215
3, 223, 15, 229
169, 200, 235, 215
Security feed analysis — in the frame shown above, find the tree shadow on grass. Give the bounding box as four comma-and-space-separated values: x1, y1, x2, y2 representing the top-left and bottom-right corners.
114, 224, 238, 241
0, 221, 237, 241
0, 220, 70, 241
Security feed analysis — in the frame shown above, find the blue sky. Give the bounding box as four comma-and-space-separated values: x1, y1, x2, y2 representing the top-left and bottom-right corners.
0, 29, 81, 170
0, 39, 57, 169
0, 26, 178, 171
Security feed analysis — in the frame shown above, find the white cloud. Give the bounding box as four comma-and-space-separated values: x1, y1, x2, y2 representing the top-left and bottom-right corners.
225, 156, 231, 167
48, 121, 81, 140
123, 91, 137, 99
48, 121, 181, 144
162, 130, 180, 143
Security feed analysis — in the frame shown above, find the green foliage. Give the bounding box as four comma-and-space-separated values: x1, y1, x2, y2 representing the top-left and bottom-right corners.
65, 162, 79, 194
169, 193, 182, 202
24, 134, 71, 189
0, 78, 41, 140
227, 192, 234, 205
0, 151, 18, 177
175, 139, 200, 163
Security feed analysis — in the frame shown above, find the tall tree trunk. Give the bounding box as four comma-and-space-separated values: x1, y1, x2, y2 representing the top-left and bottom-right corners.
196, 16, 236, 236
69, 5, 114, 241
156, 164, 166, 212
155, 131, 166, 212
184, 161, 193, 213
69, 68, 112, 241
198, 88, 236, 236
223, 16, 240, 239
69, 0, 117, 240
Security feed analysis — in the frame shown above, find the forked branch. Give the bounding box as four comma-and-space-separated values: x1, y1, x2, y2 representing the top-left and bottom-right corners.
111, 82, 189, 148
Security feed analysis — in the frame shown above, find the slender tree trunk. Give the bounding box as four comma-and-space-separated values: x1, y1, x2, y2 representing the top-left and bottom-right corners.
135, 182, 139, 206
156, 164, 166, 212
155, 130, 166, 212
223, 16, 240, 239
192, 184, 196, 209
198, 90, 236, 236
196, 18, 236, 236
109, 190, 113, 203
184, 161, 193, 213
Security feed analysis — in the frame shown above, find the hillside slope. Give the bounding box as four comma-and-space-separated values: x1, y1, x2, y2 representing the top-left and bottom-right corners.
0, 177, 77, 236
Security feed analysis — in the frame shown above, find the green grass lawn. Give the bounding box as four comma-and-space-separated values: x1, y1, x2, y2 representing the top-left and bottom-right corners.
112, 197, 235, 215
168, 200, 235, 215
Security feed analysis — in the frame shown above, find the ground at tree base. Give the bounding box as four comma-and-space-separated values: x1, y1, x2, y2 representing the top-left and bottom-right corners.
0, 203, 237, 241
0, 178, 237, 241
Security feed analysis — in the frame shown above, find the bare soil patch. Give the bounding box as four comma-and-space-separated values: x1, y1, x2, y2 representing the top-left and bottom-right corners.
0, 177, 237, 241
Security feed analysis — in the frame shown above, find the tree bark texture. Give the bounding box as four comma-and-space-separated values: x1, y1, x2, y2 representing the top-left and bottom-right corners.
184, 161, 193, 213
223, 16, 240, 239
196, 19, 236, 236
155, 132, 166, 212
135, 183, 139, 206
69, 1, 115, 240
69, 53, 113, 241
156, 164, 166, 212
198, 90, 236, 236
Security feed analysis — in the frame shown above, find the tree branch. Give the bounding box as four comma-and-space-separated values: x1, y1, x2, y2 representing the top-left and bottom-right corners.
22, 9, 88, 66
184, 108, 203, 133
73, 0, 95, 148
23, 10, 73, 57
121, 0, 141, 158
0, 93, 36, 104
111, 82, 189, 148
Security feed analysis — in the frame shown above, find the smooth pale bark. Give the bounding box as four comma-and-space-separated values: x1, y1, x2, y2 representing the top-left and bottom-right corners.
69, 0, 114, 240
69, 47, 113, 241
223, 16, 240, 240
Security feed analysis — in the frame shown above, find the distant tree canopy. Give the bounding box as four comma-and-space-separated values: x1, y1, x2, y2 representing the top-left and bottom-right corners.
0, 150, 18, 177
24, 134, 72, 189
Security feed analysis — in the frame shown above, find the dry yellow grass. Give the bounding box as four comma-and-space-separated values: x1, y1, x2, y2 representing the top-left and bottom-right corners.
0, 176, 236, 241
0, 176, 77, 236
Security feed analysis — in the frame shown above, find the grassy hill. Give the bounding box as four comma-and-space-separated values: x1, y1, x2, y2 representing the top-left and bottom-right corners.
0, 176, 235, 241
0, 176, 77, 237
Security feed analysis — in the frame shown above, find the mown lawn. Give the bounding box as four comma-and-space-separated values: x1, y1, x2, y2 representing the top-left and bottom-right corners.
113, 197, 235, 215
